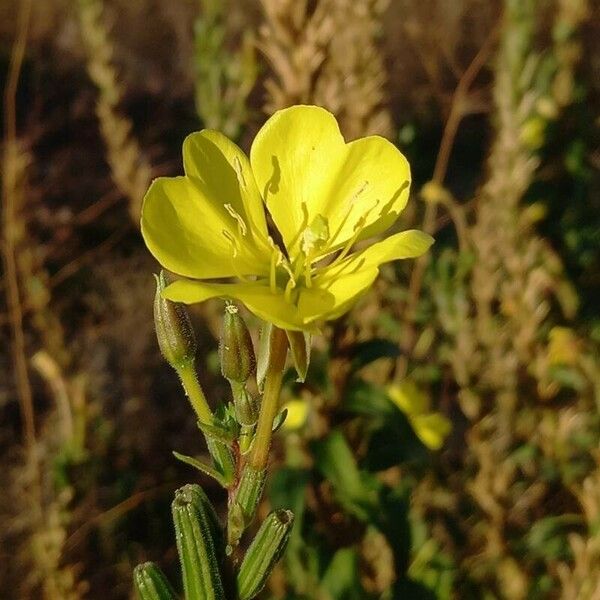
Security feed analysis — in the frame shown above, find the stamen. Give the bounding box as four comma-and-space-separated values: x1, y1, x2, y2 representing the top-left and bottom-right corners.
326, 181, 369, 249
284, 279, 295, 302
233, 156, 247, 187
286, 202, 311, 252
350, 180, 369, 204
222, 229, 238, 257
327, 215, 367, 268
304, 261, 312, 288
224, 203, 248, 236
222, 229, 251, 282
268, 238, 278, 294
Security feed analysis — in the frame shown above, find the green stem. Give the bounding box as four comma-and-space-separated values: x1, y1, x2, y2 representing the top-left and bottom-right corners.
249, 327, 288, 470
177, 360, 213, 424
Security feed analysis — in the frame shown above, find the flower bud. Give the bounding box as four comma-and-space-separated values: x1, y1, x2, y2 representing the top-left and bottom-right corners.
172, 484, 226, 600
133, 562, 177, 600
153, 271, 196, 368
219, 304, 255, 383
236, 509, 294, 600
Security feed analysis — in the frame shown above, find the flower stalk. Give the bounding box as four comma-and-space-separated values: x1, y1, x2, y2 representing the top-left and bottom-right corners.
248, 326, 288, 470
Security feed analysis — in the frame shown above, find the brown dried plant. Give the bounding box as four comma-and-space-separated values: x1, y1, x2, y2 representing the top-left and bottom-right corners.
258, 0, 392, 138
414, 0, 597, 595
76, 0, 153, 225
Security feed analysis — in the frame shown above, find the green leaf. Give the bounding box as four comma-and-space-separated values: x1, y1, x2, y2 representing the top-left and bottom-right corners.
319, 548, 361, 600
348, 338, 400, 373
173, 451, 227, 487
271, 408, 288, 432
312, 431, 378, 521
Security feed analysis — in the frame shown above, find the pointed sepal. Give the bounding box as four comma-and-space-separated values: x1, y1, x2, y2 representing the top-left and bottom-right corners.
286, 330, 311, 382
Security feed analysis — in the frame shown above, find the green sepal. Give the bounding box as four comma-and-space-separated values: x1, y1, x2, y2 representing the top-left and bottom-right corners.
172, 484, 226, 600
272, 408, 288, 432
154, 271, 196, 369
256, 322, 273, 392
172, 451, 227, 487
133, 562, 177, 600
285, 330, 311, 382
230, 381, 258, 426
197, 419, 237, 445
236, 510, 295, 600
227, 466, 267, 547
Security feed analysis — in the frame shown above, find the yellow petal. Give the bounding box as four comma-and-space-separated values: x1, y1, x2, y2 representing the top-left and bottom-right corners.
386, 381, 430, 416
141, 176, 270, 279
410, 413, 452, 451
300, 230, 433, 324
183, 130, 269, 245
163, 279, 334, 332
250, 105, 411, 255
321, 230, 434, 280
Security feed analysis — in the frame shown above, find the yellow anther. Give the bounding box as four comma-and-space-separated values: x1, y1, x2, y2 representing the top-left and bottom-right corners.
222, 229, 239, 257
349, 180, 369, 206
233, 156, 247, 187
222, 230, 252, 282
224, 203, 248, 236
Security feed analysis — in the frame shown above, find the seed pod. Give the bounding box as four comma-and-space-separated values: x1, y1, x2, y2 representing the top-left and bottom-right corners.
237, 510, 295, 600
219, 304, 255, 383
172, 484, 226, 600
154, 271, 196, 369
133, 562, 177, 600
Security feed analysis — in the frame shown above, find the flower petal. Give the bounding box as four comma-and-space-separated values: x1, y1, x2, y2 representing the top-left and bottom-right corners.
141, 177, 233, 278
250, 105, 411, 255
411, 413, 452, 450
300, 230, 434, 324
183, 131, 269, 244
163, 279, 334, 331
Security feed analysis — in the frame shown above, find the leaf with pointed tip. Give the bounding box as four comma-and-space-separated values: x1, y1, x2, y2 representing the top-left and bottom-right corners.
272, 408, 288, 432
173, 451, 227, 487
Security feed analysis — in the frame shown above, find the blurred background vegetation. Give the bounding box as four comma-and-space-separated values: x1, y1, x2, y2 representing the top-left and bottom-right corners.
1, 0, 599, 598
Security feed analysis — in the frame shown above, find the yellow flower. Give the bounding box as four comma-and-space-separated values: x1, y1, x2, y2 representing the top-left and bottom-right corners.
386, 381, 451, 451
141, 105, 433, 330
281, 398, 310, 431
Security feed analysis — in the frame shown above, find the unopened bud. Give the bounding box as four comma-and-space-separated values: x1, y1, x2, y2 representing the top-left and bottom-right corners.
133, 562, 177, 600
219, 304, 255, 382
153, 271, 196, 368
231, 382, 258, 426
236, 509, 294, 600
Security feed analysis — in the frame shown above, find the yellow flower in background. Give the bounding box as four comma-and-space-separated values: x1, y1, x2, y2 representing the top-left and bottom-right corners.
386, 381, 451, 451
281, 398, 310, 431
547, 326, 580, 366
142, 105, 433, 330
